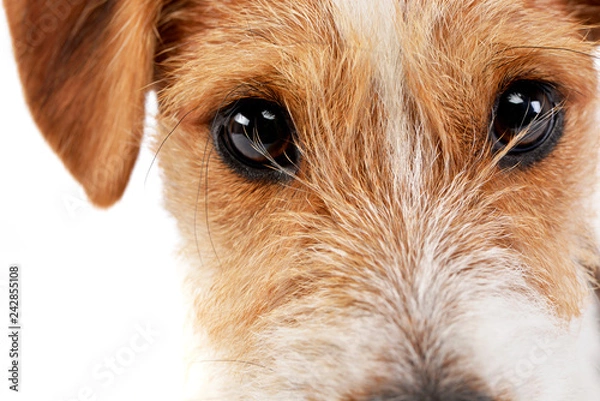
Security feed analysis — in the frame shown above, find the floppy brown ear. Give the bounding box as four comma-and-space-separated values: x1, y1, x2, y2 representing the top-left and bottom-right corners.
3, 0, 160, 207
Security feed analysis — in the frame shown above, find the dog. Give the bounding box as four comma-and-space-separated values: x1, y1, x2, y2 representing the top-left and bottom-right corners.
4, 0, 600, 399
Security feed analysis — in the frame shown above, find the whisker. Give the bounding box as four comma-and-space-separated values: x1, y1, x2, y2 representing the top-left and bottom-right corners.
145, 108, 197, 187
500, 45, 599, 59
194, 135, 214, 267
202, 145, 224, 269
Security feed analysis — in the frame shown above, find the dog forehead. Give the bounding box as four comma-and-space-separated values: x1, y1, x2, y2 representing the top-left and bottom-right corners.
158, 0, 598, 318
161, 0, 576, 133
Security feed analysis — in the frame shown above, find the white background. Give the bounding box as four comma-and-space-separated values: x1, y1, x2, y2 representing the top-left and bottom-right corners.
0, 6, 185, 401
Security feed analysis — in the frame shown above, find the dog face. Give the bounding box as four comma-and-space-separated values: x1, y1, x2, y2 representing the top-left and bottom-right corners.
5, 0, 600, 399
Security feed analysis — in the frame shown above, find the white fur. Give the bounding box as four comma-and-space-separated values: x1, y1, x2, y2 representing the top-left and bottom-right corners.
180, 2, 600, 399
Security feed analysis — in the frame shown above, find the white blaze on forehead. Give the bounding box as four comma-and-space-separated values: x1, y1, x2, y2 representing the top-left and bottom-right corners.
329, 0, 403, 107
329, 0, 400, 54
328, 0, 452, 187
329, 0, 418, 185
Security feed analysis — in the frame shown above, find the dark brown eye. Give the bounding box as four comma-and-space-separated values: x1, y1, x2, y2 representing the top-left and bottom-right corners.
491, 80, 562, 166
215, 98, 298, 180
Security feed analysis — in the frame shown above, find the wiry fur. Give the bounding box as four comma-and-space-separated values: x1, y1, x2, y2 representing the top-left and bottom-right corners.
4, 0, 600, 400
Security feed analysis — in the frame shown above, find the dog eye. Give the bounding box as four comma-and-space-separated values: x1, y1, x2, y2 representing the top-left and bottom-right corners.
491, 80, 562, 166
215, 98, 298, 179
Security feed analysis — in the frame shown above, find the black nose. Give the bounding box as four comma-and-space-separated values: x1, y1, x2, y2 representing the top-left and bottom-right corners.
370, 393, 494, 401
370, 384, 495, 401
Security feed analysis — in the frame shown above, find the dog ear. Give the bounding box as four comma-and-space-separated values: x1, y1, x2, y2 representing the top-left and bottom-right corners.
3, 0, 160, 207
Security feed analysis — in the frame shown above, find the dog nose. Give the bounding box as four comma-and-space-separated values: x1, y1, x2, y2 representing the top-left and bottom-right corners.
370, 394, 494, 401
369, 386, 495, 401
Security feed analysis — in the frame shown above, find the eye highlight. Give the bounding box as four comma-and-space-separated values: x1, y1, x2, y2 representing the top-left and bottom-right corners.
214, 98, 298, 180
490, 80, 563, 166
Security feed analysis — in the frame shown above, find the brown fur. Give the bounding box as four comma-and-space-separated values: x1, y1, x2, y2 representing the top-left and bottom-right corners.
4, 0, 159, 206
5, 0, 600, 399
